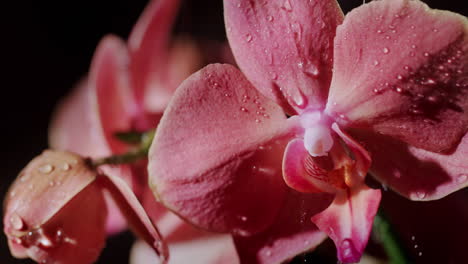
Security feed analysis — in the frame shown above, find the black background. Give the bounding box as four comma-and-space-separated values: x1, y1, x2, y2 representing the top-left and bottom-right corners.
1, 0, 467, 263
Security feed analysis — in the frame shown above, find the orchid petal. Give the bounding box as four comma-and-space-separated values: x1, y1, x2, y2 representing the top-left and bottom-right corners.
49, 80, 108, 157
149, 64, 295, 235
234, 190, 332, 264
98, 173, 168, 261
351, 129, 468, 201
128, 0, 181, 108
48, 74, 132, 235
326, 0, 468, 153
143, 36, 203, 114
311, 186, 381, 263
224, 0, 344, 113
4, 150, 107, 264
130, 235, 238, 264
90, 35, 136, 153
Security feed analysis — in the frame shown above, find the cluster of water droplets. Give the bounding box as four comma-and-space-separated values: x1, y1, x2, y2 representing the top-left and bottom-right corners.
373, 37, 466, 120
238, 94, 272, 124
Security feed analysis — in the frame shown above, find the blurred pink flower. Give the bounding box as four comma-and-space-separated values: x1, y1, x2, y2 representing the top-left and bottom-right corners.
3, 150, 165, 264
48, 0, 237, 263
149, 0, 467, 263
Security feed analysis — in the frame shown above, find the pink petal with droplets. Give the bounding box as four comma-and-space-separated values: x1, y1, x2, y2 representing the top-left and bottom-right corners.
350, 129, 468, 201
48, 76, 133, 235
149, 64, 296, 235
90, 35, 137, 153
311, 185, 381, 263
224, 0, 343, 114
98, 173, 168, 261
128, 0, 181, 109
234, 190, 332, 264
326, 0, 468, 153
4, 151, 107, 264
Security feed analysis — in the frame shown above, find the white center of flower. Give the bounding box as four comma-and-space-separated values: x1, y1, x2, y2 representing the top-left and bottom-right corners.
300, 111, 333, 157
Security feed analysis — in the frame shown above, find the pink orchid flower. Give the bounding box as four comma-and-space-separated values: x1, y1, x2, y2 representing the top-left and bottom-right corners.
149, 0, 468, 263
3, 150, 166, 264
48, 0, 237, 263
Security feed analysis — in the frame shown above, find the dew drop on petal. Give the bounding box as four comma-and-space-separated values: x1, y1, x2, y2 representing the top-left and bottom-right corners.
61, 163, 70, 171
457, 174, 467, 183
382, 47, 389, 54
245, 34, 253, 43
282, 0, 292, 11
38, 164, 54, 174
10, 213, 24, 231
340, 239, 356, 260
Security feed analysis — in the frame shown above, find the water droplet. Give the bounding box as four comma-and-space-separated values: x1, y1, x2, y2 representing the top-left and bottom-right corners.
411, 235, 416, 241
409, 52, 415, 57
376, 29, 383, 34
10, 213, 24, 230
396, 75, 403, 80
270, 73, 278, 80
432, 28, 438, 33
265, 250, 272, 256
266, 15, 274, 22
410, 25, 416, 30
423, 52, 429, 57
241, 216, 247, 222
411, 44, 417, 49
403, 65, 410, 71
61, 163, 70, 171
340, 239, 356, 259
385, 35, 391, 40
373, 60, 379, 66
395, 87, 403, 93
457, 174, 467, 183
382, 47, 390, 54
240, 107, 248, 113
282, 0, 292, 11
38, 164, 54, 174
245, 34, 253, 43
255, 119, 261, 123
418, 252, 423, 257
416, 191, 426, 199
414, 244, 419, 249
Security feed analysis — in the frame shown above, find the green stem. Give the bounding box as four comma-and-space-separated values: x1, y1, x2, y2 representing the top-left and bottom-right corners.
91, 129, 155, 167
373, 210, 410, 264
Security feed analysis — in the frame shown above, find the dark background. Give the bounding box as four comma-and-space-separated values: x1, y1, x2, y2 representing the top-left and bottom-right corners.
1, 0, 467, 263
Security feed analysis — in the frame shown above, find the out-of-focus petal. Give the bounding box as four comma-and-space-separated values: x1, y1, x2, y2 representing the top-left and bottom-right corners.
128, 0, 181, 107
351, 129, 468, 201
225, 0, 344, 114
234, 190, 332, 264
149, 64, 295, 236
311, 185, 381, 263
49, 80, 108, 157
130, 235, 238, 264
4, 150, 107, 264
143, 36, 203, 114
98, 173, 168, 261
326, 0, 468, 153
90, 35, 136, 153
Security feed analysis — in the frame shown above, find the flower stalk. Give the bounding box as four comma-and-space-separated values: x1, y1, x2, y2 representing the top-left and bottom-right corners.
92, 129, 155, 167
